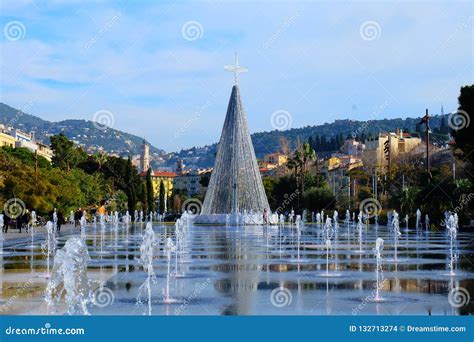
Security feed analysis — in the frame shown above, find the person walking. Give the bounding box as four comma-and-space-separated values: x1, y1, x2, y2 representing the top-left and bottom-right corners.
16, 213, 23, 233
74, 208, 82, 228
263, 208, 269, 225
56, 210, 64, 232
2, 210, 10, 233
22, 210, 31, 233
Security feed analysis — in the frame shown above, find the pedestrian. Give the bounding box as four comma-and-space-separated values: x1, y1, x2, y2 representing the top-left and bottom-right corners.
16, 213, 23, 233
263, 208, 269, 225
22, 210, 31, 233
57, 210, 64, 232
74, 208, 82, 228
2, 210, 10, 233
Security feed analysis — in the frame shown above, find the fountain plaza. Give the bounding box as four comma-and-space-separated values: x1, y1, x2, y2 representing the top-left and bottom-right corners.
0, 210, 472, 316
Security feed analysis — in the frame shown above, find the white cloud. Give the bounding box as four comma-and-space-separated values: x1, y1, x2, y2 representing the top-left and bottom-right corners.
0, 1, 471, 151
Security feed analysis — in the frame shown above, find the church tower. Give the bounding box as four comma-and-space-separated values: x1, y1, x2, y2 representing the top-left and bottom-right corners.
141, 139, 150, 172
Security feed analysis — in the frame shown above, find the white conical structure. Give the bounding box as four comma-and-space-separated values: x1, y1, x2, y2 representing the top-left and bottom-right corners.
196, 57, 271, 224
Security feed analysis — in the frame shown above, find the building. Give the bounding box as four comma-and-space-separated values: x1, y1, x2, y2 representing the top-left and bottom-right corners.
36, 142, 54, 161
140, 140, 150, 172
12, 129, 34, 143
362, 129, 422, 173
321, 155, 363, 197
0, 126, 54, 161
176, 159, 185, 174
258, 160, 277, 170
174, 168, 212, 196
140, 170, 177, 210
264, 153, 288, 167
0, 126, 16, 148
340, 139, 365, 156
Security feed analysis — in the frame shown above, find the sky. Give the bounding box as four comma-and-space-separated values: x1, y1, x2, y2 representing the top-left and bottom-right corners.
0, 0, 472, 152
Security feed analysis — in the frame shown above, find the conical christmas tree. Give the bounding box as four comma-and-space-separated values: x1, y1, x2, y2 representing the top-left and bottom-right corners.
199, 84, 270, 217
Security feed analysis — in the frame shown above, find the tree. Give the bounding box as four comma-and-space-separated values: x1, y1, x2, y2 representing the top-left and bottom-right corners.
146, 168, 155, 213
50, 133, 86, 171
398, 186, 420, 216
439, 116, 448, 134
300, 142, 316, 194
159, 180, 166, 214
92, 152, 108, 170
279, 136, 290, 156
140, 181, 148, 214
0, 146, 50, 169
125, 156, 137, 218
199, 173, 210, 187
302, 186, 336, 212
453, 85, 474, 167
301, 142, 316, 173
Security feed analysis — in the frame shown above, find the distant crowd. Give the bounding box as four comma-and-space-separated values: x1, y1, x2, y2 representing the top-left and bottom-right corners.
0, 205, 110, 234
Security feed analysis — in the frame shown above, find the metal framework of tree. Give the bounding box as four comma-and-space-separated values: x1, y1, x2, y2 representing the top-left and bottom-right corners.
200, 84, 270, 215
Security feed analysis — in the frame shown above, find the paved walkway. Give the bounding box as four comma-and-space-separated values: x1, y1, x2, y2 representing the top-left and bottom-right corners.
2, 223, 80, 248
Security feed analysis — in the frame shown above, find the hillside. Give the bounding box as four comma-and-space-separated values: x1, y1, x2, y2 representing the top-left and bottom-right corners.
0, 102, 449, 169
167, 115, 449, 168
0, 103, 165, 157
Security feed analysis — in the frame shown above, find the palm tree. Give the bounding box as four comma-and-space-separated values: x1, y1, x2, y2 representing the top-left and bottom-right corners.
93, 152, 108, 170
400, 186, 420, 216
286, 143, 316, 210
301, 142, 316, 173
300, 142, 316, 193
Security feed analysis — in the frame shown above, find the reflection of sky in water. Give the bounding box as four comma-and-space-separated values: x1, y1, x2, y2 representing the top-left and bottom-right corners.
1, 223, 473, 315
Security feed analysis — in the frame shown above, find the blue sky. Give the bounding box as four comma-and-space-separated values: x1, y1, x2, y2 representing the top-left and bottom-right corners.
1, 0, 472, 152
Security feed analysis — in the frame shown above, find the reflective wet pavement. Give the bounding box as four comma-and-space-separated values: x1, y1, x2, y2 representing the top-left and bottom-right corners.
1, 222, 473, 315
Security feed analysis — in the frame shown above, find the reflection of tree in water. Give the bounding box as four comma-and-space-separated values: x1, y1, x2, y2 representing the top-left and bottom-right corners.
212, 227, 263, 315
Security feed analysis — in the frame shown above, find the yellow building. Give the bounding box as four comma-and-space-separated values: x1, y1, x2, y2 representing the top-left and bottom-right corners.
326, 156, 342, 169
363, 130, 422, 173
140, 170, 176, 200
321, 156, 363, 197
264, 153, 288, 166
0, 131, 15, 148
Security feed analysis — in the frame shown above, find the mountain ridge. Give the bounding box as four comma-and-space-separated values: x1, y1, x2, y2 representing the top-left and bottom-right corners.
0, 102, 449, 169
0, 102, 165, 157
